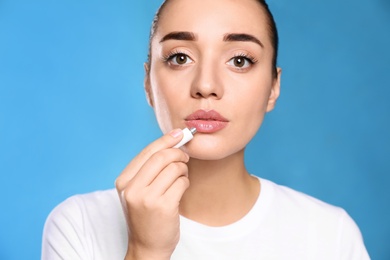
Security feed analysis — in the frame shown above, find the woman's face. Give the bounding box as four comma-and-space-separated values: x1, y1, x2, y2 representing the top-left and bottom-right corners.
146, 0, 281, 160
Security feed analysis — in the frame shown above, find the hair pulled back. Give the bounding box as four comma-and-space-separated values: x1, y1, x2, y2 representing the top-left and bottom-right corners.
146, 0, 279, 77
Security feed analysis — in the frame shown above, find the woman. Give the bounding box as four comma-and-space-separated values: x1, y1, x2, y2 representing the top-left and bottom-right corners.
42, 0, 370, 259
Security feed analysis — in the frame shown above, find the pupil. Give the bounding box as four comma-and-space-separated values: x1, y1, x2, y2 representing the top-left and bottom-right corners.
176, 55, 187, 64
234, 57, 244, 67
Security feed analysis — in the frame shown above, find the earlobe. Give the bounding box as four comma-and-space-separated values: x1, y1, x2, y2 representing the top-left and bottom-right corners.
266, 67, 281, 112
144, 63, 154, 107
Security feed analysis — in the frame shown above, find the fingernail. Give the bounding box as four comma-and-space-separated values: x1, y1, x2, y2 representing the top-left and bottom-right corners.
170, 129, 183, 138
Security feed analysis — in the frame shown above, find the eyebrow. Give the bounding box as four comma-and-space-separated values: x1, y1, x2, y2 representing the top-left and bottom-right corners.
159, 31, 196, 43
223, 33, 264, 48
159, 31, 264, 48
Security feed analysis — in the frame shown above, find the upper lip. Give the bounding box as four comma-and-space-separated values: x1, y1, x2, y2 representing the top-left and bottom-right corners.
185, 109, 229, 122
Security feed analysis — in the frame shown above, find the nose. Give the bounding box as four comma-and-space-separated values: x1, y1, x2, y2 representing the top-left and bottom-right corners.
190, 59, 224, 99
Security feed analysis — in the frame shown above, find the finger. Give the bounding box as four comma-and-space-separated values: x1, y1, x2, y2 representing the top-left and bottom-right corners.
147, 161, 188, 196
163, 175, 190, 204
129, 149, 189, 190
116, 129, 184, 191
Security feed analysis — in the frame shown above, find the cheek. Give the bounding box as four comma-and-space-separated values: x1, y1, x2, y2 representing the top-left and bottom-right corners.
150, 73, 185, 133
231, 75, 271, 119
230, 80, 272, 141
240, 90, 269, 126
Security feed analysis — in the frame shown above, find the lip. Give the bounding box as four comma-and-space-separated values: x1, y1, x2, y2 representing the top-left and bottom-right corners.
185, 109, 229, 133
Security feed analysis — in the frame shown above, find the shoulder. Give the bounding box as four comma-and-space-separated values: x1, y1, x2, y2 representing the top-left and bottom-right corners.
263, 178, 356, 234
259, 178, 370, 259
47, 189, 121, 223
42, 189, 127, 259
43, 189, 123, 237
260, 178, 344, 218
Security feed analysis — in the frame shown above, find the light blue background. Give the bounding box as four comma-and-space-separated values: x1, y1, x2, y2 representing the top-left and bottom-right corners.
1, 0, 389, 259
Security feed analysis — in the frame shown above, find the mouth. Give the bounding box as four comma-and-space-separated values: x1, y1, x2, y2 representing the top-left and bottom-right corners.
185, 109, 229, 133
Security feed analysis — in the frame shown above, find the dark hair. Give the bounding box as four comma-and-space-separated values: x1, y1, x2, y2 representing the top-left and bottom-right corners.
147, 0, 279, 77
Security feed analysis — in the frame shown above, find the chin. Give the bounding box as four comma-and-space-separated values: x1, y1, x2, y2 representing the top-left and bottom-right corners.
183, 141, 245, 161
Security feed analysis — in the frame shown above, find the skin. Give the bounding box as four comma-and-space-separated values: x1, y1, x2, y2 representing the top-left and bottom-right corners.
116, 0, 281, 259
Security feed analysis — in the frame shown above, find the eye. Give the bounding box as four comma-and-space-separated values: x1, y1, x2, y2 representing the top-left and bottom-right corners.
165, 52, 193, 66
226, 55, 256, 69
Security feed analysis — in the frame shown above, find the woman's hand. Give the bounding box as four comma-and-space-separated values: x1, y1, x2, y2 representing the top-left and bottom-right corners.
115, 129, 190, 260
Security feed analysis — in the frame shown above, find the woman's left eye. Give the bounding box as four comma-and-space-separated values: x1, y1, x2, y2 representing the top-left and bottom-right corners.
226, 56, 255, 69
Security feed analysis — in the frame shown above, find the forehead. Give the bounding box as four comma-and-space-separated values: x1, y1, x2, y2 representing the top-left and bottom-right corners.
155, 0, 270, 44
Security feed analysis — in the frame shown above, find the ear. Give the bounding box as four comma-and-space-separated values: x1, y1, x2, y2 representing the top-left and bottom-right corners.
144, 63, 154, 107
266, 67, 281, 112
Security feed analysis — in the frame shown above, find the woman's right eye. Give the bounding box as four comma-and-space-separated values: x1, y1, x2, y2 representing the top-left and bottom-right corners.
166, 53, 193, 66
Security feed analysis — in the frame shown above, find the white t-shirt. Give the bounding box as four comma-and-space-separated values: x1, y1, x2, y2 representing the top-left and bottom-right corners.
42, 178, 370, 259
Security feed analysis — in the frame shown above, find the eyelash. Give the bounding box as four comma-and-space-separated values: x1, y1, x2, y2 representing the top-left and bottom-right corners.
161, 51, 258, 68
232, 53, 258, 64
162, 50, 190, 63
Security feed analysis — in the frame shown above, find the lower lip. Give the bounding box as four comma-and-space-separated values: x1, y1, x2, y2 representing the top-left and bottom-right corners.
185, 120, 228, 133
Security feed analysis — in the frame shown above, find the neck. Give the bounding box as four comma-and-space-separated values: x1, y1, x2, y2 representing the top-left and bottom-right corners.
179, 149, 260, 226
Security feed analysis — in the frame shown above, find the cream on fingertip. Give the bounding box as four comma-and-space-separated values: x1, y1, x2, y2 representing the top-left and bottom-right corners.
173, 127, 197, 148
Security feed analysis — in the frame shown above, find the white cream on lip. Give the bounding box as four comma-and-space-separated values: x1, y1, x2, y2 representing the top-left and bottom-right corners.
173, 127, 197, 148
